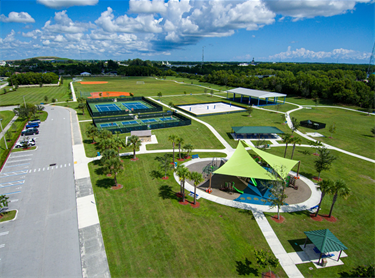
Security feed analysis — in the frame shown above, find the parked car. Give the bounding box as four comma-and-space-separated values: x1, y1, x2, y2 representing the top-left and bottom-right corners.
29, 119, 41, 124
21, 128, 39, 136
15, 138, 36, 148
26, 122, 40, 128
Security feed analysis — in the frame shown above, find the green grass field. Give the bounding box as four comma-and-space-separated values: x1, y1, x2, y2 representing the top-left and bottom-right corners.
89, 153, 285, 277
266, 146, 375, 277
291, 107, 375, 160
0, 81, 72, 106
0, 111, 15, 130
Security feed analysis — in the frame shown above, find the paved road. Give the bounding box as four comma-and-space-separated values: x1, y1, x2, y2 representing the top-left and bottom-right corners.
0, 106, 81, 277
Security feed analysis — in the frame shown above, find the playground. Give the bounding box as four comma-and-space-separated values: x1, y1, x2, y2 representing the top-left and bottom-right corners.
176, 102, 245, 116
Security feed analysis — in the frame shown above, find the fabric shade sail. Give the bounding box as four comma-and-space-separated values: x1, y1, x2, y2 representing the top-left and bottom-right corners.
214, 141, 274, 180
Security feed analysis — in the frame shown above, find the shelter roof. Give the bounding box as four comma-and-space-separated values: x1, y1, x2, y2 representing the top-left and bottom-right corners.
304, 229, 348, 253
228, 87, 287, 98
232, 126, 284, 134
243, 141, 299, 179
214, 141, 274, 180
131, 130, 151, 137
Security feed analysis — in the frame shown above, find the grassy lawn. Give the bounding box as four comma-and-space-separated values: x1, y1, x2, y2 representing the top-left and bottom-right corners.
89, 153, 285, 277
202, 109, 310, 148
0, 111, 15, 129
146, 120, 224, 150
11, 146, 37, 152
286, 96, 334, 106
265, 146, 375, 277
0, 82, 72, 106
291, 107, 375, 160
0, 210, 17, 222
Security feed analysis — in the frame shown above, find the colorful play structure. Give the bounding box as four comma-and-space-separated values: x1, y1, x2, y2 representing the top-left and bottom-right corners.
206, 141, 302, 205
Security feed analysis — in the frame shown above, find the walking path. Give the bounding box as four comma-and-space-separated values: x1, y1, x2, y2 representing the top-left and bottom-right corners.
0, 115, 18, 142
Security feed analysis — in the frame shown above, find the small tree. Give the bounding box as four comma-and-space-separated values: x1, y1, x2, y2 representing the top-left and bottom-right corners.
86, 125, 99, 143
310, 140, 323, 155
157, 92, 162, 98
328, 179, 351, 218
314, 147, 337, 180
204, 88, 208, 94
107, 158, 124, 187
168, 101, 174, 108
168, 134, 178, 164
127, 135, 141, 160
189, 171, 204, 205
314, 97, 320, 106
175, 165, 190, 202
78, 103, 86, 115
155, 154, 173, 179
44, 95, 48, 102
281, 133, 292, 158
52, 98, 56, 103
315, 179, 334, 217
36, 105, 45, 113
176, 137, 184, 160
98, 138, 115, 153
183, 143, 193, 158
184, 91, 186, 95
3, 88, 6, 94
254, 249, 279, 271
275, 104, 281, 112
210, 89, 214, 97
77, 97, 85, 104
246, 106, 253, 117
290, 137, 302, 159
329, 123, 336, 138
280, 113, 286, 124
291, 117, 300, 135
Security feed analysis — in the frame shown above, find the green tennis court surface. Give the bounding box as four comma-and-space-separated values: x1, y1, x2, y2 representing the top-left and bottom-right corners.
97, 116, 180, 130
89, 100, 153, 113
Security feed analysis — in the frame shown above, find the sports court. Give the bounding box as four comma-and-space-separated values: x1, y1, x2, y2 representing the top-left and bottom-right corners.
97, 115, 181, 130
89, 100, 154, 114
177, 102, 245, 116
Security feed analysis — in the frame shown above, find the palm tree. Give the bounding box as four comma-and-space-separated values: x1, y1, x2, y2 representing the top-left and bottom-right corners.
105, 158, 124, 187
315, 179, 334, 217
183, 144, 193, 158
85, 125, 99, 144
98, 129, 113, 139
127, 135, 141, 160
168, 134, 178, 164
176, 137, 184, 160
291, 117, 300, 135
113, 136, 126, 156
281, 133, 292, 158
328, 179, 351, 218
310, 140, 323, 155
175, 165, 190, 202
246, 106, 253, 117
77, 97, 85, 104
98, 138, 115, 153
290, 137, 302, 159
314, 147, 337, 180
156, 154, 173, 179
189, 171, 204, 205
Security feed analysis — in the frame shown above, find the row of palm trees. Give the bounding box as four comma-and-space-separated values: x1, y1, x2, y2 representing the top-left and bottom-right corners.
175, 165, 203, 205
315, 179, 351, 218
168, 134, 193, 164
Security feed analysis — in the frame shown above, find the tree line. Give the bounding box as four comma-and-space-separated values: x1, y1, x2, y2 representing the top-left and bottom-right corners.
8, 72, 59, 86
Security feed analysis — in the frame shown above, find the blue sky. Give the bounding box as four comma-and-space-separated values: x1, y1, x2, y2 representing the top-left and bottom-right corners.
0, 0, 374, 63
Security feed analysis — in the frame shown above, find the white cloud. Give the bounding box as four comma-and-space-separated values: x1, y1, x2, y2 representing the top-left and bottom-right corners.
269, 46, 371, 61
22, 29, 42, 39
0, 12, 35, 23
37, 0, 98, 9
129, 0, 168, 14
265, 0, 372, 20
43, 10, 94, 34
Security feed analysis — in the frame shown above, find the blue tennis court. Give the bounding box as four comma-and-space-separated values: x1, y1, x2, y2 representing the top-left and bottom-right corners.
121, 102, 149, 110
141, 119, 157, 123
159, 117, 174, 121
121, 120, 138, 125
95, 104, 121, 112
100, 122, 118, 128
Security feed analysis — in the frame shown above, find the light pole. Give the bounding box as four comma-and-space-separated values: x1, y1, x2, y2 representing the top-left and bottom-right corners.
0, 119, 8, 150
23, 95, 26, 108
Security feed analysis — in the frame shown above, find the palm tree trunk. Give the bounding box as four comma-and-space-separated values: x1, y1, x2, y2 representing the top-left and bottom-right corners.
284, 143, 288, 158
133, 148, 136, 159
178, 143, 181, 159
172, 143, 175, 164
315, 191, 325, 217
114, 172, 117, 186
291, 143, 296, 159
318, 172, 321, 180
182, 180, 185, 202
328, 193, 338, 218
194, 184, 197, 205
277, 205, 280, 220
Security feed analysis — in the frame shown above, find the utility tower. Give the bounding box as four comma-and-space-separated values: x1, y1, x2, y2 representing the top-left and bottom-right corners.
367, 42, 375, 78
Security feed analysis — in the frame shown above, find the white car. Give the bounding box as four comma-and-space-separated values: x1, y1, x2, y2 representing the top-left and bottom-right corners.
15, 138, 36, 148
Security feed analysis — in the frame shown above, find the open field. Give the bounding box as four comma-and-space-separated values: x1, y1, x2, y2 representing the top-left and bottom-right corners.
291, 107, 375, 160
0, 81, 72, 106
73, 76, 230, 98
89, 153, 285, 277
265, 146, 375, 277
0, 111, 15, 130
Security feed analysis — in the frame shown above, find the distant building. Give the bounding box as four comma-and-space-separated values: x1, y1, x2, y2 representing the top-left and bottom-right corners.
238, 63, 249, 66
0, 61, 6, 66
80, 72, 91, 76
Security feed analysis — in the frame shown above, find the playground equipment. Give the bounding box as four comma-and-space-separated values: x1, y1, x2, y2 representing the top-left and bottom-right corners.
203, 158, 220, 194
250, 177, 258, 186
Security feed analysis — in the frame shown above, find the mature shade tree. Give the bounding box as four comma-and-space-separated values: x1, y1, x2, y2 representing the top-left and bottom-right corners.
127, 135, 141, 160
315, 179, 334, 217
281, 133, 292, 158
328, 179, 351, 218
189, 171, 204, 205
176, 137, 184, 160
314, 147, 337, 180
168, 134, 178, 164
85, 125, 99, 144
98, 138, 115, 153
175, 165, 190, 202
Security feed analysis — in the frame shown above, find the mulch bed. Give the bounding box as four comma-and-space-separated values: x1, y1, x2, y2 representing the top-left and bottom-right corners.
130, 157, 139, 161
177, 158, 184, 161
322, 215, 337, 222
111, 184, 123, 190
106, 174, 112, 177
313, 153, 320, 156
262, 271, 277, 278
184, 156, 191, 159
161, 176, 169, 180
312, 177, 322, 182
310, 214, 323, 221
190, 202, 200, 208
270, 215, 285, 223
0, 215, 3, 220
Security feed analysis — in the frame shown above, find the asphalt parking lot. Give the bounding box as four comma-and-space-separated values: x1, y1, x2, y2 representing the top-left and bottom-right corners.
0, 106, 81, 277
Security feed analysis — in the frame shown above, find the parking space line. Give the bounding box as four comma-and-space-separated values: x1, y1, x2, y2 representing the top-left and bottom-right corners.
10, 199, 18, 203
29, 170, 32, 173
9, 154, 33, 158
0, 180, 25, 188
47, 167, 49, 170
38, 168, 40, 172
0, 232, 9, 237
4, 163, 30, 168
43, 168, 45, 171
4, 191, 21, 195
64, 164, 66, 167
0, 170, 29, 178
34, 169, 36, 172
0, 244, 5, 248
6, 159, 32, 163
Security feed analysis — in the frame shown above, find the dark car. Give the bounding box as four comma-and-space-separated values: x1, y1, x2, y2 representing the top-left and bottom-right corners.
21, 128, 39, 136
27, 122, 40, 128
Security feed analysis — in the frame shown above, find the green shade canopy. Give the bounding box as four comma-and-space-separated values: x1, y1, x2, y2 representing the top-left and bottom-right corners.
304, 229, 348, 253
232, 126, 284, 134
242, 141, 299, 179
214, 141, 274, 180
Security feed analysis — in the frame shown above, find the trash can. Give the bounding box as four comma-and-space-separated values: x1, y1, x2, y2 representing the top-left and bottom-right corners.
97, 152, 100, 156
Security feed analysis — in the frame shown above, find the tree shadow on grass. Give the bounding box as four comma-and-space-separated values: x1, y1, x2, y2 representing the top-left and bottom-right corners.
287, 238, 308, 252
94, 166, 107, 176
235, 258, 259, 276
299, 171, 313, 179
158, 185, 179, 200
96, 178, 114, 189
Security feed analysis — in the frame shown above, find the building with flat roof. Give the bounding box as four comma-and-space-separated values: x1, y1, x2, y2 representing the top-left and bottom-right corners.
227, 87, 286, 106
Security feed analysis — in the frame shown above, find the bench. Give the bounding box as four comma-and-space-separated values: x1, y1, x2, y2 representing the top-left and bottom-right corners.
192, 154, 199, 159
